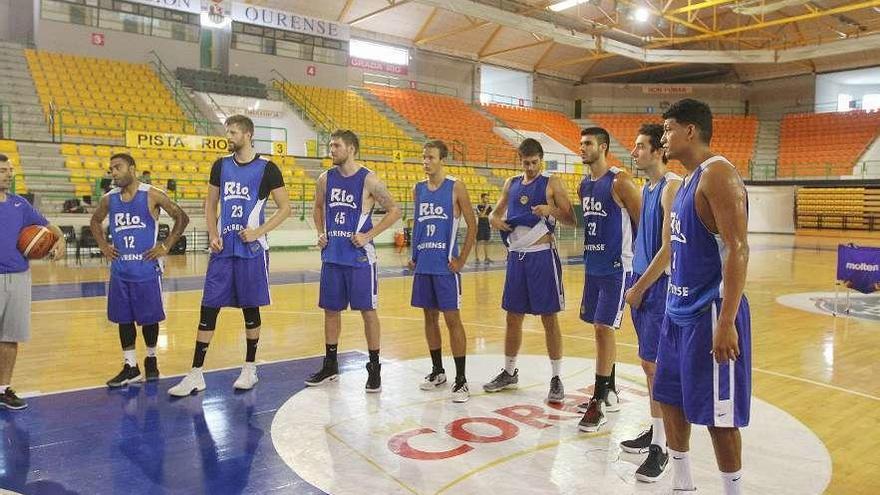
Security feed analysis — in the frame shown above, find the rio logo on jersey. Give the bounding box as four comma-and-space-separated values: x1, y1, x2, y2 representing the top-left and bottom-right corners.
418, 202, 448, 222
224, 182, 251, 201
328, 188, 357, 209
670, 211, 687, 243
582, 196, 607, 217
113, 212, 146, 232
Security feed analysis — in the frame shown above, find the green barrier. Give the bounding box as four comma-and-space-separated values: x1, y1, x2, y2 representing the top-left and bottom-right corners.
0, 102, 11, 139
55, 108, 215, 143
361, 73, 458, 97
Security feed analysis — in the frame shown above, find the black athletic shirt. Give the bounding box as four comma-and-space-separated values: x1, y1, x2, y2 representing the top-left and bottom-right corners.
209, 154, 284, 200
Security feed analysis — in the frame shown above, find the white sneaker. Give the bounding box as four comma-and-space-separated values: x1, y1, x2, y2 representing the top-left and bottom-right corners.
605, 389, 621, 412
419, 370, 447, 391
234, 362, 258, 390
452, 380, 470, 403
168, 368, 206, 397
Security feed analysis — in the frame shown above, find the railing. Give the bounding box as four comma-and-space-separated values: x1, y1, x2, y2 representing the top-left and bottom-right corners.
0, 102, 12, 139
148, 51, 212, 135
362, 73, 458, 97
55, 108, 214, 142
749, 161, 880, 181
270, 70, 339, 133
475, 91, 565, 113
583, 104, 746, 115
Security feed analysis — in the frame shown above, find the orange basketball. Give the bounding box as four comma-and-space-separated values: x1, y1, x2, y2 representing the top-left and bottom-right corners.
17, 225, 59, 259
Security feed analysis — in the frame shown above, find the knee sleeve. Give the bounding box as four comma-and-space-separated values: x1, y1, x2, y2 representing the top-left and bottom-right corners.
198, 306, 220, 331
119, 323, 136, 349
142, 323, 159, 347
242, 307, 261, 329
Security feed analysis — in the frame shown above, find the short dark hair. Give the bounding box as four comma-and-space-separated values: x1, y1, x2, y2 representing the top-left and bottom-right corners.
581, 127, 610, 156
662, 98, 713, 144
518, 138, 543, 158
143, 170, 151, 175
638, 123, 668, 163
225, 114, 255, 137
480, 193, 488, 198
424, 140, 448, 160
0, 153, 7, 162
110, 152, 136, 168
330, 129, 360, 154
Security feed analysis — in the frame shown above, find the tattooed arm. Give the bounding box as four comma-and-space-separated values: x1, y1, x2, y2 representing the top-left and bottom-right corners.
352, 172, 402, 248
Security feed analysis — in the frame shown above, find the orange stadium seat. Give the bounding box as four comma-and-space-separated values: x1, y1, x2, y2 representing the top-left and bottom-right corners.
368, 86, 517, 166
778, 110, 880, 177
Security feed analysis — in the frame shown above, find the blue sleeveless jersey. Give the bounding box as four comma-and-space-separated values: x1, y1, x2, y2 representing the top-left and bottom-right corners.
579, 167, 633, 276
508, 173, 549, 220
667, 157, 743, 323
217, 154, 269, 259
633, 172, 680, 275
412, 177, 459, 275
323, 167, 375, 267
108, 183, 160, 282
503, 173, 556, 248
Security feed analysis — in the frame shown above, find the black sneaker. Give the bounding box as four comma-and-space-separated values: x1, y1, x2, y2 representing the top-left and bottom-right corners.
621, 426, 653, 454
365, 361, 381, 393
635, 444, 669, 483
0, 388, 27, 410
107, 364, 142, 388
144, 356, 160, 381
304, 358, 339, 387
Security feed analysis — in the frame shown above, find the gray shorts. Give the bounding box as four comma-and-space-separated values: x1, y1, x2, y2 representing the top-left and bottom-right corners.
0, 270, 32, 342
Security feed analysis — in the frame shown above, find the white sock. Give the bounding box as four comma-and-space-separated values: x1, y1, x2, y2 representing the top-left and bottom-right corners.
550, 359, 562, 377
721, 470, 743, 495
669, 448, 696, 491
146, 347, 157, 358
505, 355, 517, 375
651, 417, 666, 449
123, 349, 137, 367
0, 385, 8, 393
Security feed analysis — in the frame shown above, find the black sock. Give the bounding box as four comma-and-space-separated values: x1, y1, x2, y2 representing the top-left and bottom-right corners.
246, 338, 259, 363
430, 348, 443, 372
326, 344, 338, 362
142, 323, 159, 349
192, 341, 209, 368
594, 374, 611, 401
369, 349, 379, 364
119, 323, 136, 349
454, 356, 466, 383
609, 363, 617, 391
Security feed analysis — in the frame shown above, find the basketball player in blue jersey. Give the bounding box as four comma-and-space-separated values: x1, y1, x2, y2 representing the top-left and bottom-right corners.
409, 140, 477, 403
170, 115, 291, 396
620, 124, 682, 481
90, 153, 189, 388
305, 130, 402, 393
577, 127, 642, 433
482, 138, 575, 403
654, 98, 751, 495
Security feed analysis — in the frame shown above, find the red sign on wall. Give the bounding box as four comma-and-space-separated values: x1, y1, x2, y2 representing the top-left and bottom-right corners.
91, 33, 105, 46
349, 56, 408, 76
306, 65, 316, 77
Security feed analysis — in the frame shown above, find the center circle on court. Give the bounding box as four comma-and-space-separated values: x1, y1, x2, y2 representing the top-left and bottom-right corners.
271, 355, 830, 494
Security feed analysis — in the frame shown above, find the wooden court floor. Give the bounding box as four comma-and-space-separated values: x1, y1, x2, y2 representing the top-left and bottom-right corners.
16, 233, 880, 494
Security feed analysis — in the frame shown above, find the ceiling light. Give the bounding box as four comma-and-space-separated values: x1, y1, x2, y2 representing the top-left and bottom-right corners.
634, 7, 650, 23
548, 0, 590, 12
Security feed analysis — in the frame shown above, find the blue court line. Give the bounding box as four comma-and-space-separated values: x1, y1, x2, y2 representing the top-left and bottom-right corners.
0, 353, 367, 495
30, 243, 835, 302
31, 257, 582, 302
